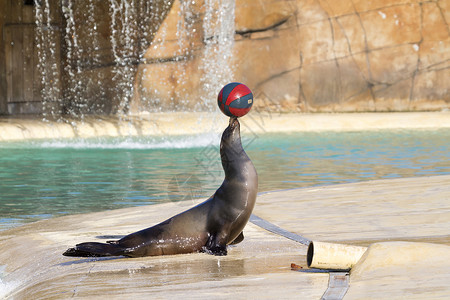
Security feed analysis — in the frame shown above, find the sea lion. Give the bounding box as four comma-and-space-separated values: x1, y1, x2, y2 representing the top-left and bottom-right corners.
63, 117, 258, 257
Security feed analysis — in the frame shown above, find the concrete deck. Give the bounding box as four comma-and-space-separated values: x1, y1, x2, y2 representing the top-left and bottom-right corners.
1, 175, 449, 299
1, 112, 450, 141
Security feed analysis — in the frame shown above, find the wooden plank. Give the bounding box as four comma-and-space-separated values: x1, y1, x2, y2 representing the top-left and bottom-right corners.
5, 0, 12, 23
32, 26, 62, 103
33, 39, 43, 102
50, 0, 61, 23
8, 0, 22, 23
22, 3, 34, 24
23, 26, 34, 102
52, 27, 62, 100
4, 26, 13, 103
12, 27, 24, 102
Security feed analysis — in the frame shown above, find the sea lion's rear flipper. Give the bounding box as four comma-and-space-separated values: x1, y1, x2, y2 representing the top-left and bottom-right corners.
229, 232, 244, 245
63, 242, 126, 257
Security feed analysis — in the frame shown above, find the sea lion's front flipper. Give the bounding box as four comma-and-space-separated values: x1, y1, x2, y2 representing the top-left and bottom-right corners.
229, 232, 244, 245
202, 234, 228, 256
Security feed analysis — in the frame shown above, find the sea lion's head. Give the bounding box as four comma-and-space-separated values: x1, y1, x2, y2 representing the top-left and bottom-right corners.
220, 117, 245, 175
222, 117, 240, 144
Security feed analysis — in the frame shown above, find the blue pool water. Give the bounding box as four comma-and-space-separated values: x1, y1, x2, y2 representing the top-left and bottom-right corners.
1, 129, 449, 230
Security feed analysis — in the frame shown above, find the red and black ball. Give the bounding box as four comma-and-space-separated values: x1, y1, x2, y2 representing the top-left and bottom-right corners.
217, 82, 253, 118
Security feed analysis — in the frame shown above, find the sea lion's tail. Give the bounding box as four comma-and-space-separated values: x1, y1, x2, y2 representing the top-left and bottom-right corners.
63, 242, 126, 257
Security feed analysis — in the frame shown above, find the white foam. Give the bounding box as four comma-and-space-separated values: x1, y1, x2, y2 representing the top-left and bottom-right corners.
34, 132, 221, 150
0, 266, 20, 299
0, 280, 18, 299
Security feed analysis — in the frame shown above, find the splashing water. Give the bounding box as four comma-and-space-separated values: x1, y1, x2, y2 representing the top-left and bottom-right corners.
200, 0, 235, 108
61, 0, 85, 117
109, 0, 137, 115
35, 0, 62, 120
34, 0, 236, 120
35, 1, 165, 118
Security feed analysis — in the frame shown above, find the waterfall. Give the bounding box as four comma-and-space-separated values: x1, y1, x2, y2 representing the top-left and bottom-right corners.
34, 0, 62, 120
109, 0, 137, 115
200, 0, 235, 108
33, 0, 236, 119
61, 0, 84, 118
172, 0, 236, 111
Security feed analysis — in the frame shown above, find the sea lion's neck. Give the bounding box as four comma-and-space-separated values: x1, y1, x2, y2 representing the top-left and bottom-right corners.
221, 141, 248, 179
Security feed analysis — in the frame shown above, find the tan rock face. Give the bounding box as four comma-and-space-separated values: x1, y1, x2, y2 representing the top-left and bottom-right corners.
131, 0, 450, 113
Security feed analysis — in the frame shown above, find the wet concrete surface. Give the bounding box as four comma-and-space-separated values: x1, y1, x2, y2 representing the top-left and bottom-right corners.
1, 175, 449, 299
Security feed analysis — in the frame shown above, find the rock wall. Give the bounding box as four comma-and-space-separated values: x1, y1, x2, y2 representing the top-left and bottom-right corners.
132, 0, 450, 113
0, 1, 8, 114
1, 0, 448, 115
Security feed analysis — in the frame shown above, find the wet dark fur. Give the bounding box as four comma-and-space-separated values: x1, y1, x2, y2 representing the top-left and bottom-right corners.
63, 118, 258, 257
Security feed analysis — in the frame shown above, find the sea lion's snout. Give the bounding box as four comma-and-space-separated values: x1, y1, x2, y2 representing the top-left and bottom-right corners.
221, 117, 241, 153
229, 116, 238, 128
225, 117, 240, 140
228, 117, 241, 135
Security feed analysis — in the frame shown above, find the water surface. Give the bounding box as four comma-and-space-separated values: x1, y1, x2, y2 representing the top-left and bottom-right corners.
1, 129, 449, 230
